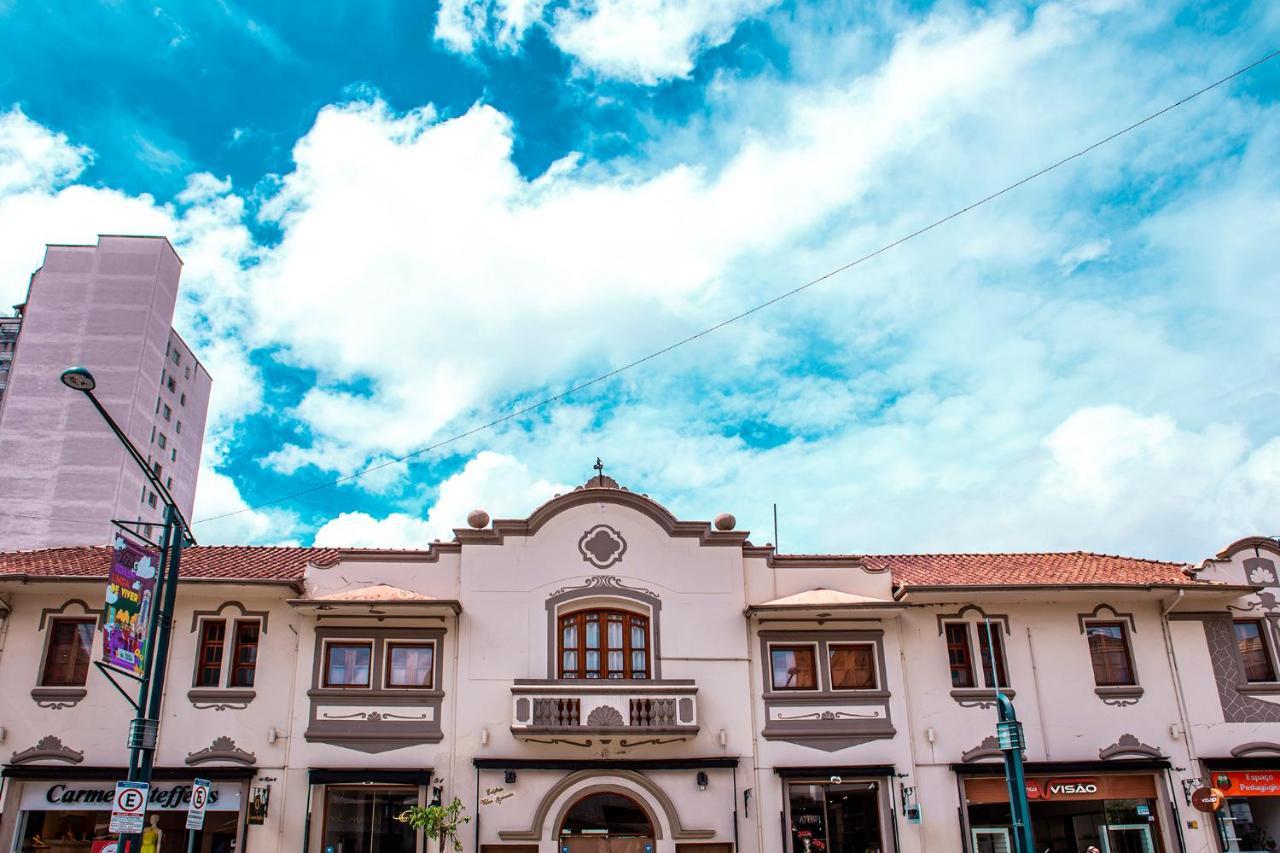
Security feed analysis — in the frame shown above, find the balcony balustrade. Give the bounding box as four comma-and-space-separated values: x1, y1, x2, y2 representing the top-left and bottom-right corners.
511, 679, 698, 738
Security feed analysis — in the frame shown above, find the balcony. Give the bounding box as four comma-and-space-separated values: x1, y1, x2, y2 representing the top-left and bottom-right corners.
511, 679, 698, 741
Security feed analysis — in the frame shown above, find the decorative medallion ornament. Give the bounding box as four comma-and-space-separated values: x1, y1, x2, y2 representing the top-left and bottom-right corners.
578, 524, 627, 570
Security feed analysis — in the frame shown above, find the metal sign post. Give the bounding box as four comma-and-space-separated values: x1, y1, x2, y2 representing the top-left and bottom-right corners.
985, 619, 1036, 853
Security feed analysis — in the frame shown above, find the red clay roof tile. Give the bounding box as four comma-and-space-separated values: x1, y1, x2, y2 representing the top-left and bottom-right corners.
0, 545, 342, 581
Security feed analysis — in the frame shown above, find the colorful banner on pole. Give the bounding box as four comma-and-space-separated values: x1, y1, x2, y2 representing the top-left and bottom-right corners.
102, 534, 159, 678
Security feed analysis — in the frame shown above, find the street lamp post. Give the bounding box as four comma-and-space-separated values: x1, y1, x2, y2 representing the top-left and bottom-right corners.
61, 366, 196, 853
983, 620, 1036, 853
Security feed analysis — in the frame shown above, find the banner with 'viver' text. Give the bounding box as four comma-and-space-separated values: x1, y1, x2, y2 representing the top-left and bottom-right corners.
101, 534, 160, 678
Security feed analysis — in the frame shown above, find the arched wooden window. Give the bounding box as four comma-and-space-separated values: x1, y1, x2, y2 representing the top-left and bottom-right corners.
559, 609, 650, 679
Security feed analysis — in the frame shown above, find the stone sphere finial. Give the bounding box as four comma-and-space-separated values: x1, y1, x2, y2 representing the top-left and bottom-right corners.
714, 513, 736, 531
466, 509, 490, 529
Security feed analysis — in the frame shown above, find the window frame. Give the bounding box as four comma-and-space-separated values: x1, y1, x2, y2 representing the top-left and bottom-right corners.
39, 617, 96, 687
1084, 620, 1137, 687
828, 642, 879, 691
383, 640, 436, 690
193, 618, 227, 688
1234, 619, 1278, 684
768, 642, 821, 692
944, 622, 977, 689
192, 617, 262, 688
321, 640, 375, 689
557, 608, 651, 680
229, 620, 260, 688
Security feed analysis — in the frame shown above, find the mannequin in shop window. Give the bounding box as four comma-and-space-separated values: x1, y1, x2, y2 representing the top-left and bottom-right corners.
141, 815, 162, 853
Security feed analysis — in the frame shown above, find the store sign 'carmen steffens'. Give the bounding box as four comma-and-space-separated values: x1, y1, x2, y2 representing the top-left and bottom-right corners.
25, 783, 236, 811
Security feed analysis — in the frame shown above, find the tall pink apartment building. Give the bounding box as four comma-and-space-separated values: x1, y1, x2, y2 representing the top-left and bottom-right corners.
0, 235, 211, 550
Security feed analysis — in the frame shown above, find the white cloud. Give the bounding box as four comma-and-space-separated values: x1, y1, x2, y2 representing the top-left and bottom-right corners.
549, 0, 778, 83
434, 0, 774, 83
192, 454, 298, 545
313, 451, 568, 547
1058, 238, 1110, 275
0, 106, 90, 195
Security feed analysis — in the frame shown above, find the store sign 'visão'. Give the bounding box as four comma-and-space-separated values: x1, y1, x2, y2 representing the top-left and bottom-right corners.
102, 534, 160, 678
1025, 778, 1100, 800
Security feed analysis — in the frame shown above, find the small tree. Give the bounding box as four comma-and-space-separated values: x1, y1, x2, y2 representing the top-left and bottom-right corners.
395, 789, 471, 853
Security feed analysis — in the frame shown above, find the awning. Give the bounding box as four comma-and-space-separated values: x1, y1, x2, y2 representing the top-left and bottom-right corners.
774, 764, 897, 778
952, 759, 1169, 775
308, 769, 434, 785
2, 765, 256, 781
473, 757, 738, 771
289, 585, 460, 617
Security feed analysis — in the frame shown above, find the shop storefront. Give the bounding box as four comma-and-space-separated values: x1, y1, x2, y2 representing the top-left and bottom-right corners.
1202, 764, 1280, 852
305, 770, 429, 853
958, 764, 1174, 853
0, 770, 249, 853
777, 766, 896, 853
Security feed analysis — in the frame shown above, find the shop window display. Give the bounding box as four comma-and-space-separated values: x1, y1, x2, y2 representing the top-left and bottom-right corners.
322, 787, 418, 853
17, 809, 237, 853
788, 781, 883, 853
968, 798, 1159, 853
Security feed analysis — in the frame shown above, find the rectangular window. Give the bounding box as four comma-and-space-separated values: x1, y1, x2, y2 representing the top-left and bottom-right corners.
385, 642, 434, 688
977, 626, 1009, 688
180, 392, 186, 406
945, 623, 976, 688
166, 376, 176, 392
1086, 622, 1136, 686
166, 476, 172, 489
185, 366, 190, 380
41, 619, 95, 686
157, 433, 167, 449
162, 404, 171, 421
770, 645, 818, 691
195, 620, 226, 687
229, 621, 260, 687
147, 492, 157, 508
1235, 620, 1276, 683
170, 448, 176, 462
172, 350, 180, 365
324, 642, 372, 687
176, 420, 182, 434
830, 643, 876, 690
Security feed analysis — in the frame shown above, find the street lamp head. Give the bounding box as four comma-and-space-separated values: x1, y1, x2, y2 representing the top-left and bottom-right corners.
60, 366, 96, 392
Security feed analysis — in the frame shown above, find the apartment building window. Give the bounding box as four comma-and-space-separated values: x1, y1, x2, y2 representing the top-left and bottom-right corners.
1085, 622, 1136, 686
153, 461, 163, 478
324, 642, 373, 687
170, 448, 176, 462
943, 622, 1008, 689
194, 621, 226, 687
180, 392, 186, 406
151, 426, 156, 443
157, 433, 167, 449
162, 404, 171, 421
166, 376, 176, 392
172, 350, 181, 366
176, 420, 182, 434
558, 609, 649, 679
230, 622, 260, 687
1235, 620, 1277, 683
41, 619, 95, 686
385, 642, 434, 688
770, 644, 818, 690
147, 492, 157, 508
830, 643, 877, 690
166, 476, 172, 490
155, 396, 161, 414
195, 620, 260, 687
185, 366, 190, 380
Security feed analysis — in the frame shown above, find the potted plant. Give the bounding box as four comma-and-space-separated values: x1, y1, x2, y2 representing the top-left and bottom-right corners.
395, 785, 471, 853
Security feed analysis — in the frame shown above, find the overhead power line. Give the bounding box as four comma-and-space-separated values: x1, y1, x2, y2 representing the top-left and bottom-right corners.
194, 47, 1280, 526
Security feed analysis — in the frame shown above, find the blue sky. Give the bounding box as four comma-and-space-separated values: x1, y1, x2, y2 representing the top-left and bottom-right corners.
1, 0, 1278, 559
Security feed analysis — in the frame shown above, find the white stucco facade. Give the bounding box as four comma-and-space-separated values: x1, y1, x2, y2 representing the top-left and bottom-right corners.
1, 479, 1278, 853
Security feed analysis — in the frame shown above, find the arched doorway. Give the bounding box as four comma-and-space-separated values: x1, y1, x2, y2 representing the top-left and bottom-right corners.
558, 792, 655, 853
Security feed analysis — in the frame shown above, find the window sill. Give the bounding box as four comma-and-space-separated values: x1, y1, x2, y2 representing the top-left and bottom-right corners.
307, 687, 445, 700
1094, 685, 1144, 705
188, 688, 256, 709
31, 686, 86, 709
1237, 682, 1280, 695
950, 688, 1015, 705
763, 689, 891, 703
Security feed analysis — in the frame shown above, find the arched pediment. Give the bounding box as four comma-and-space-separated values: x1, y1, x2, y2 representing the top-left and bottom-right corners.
454, 479, 749, 548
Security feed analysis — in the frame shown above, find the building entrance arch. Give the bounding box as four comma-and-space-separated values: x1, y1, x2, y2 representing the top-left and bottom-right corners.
557, 791, 655, 852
